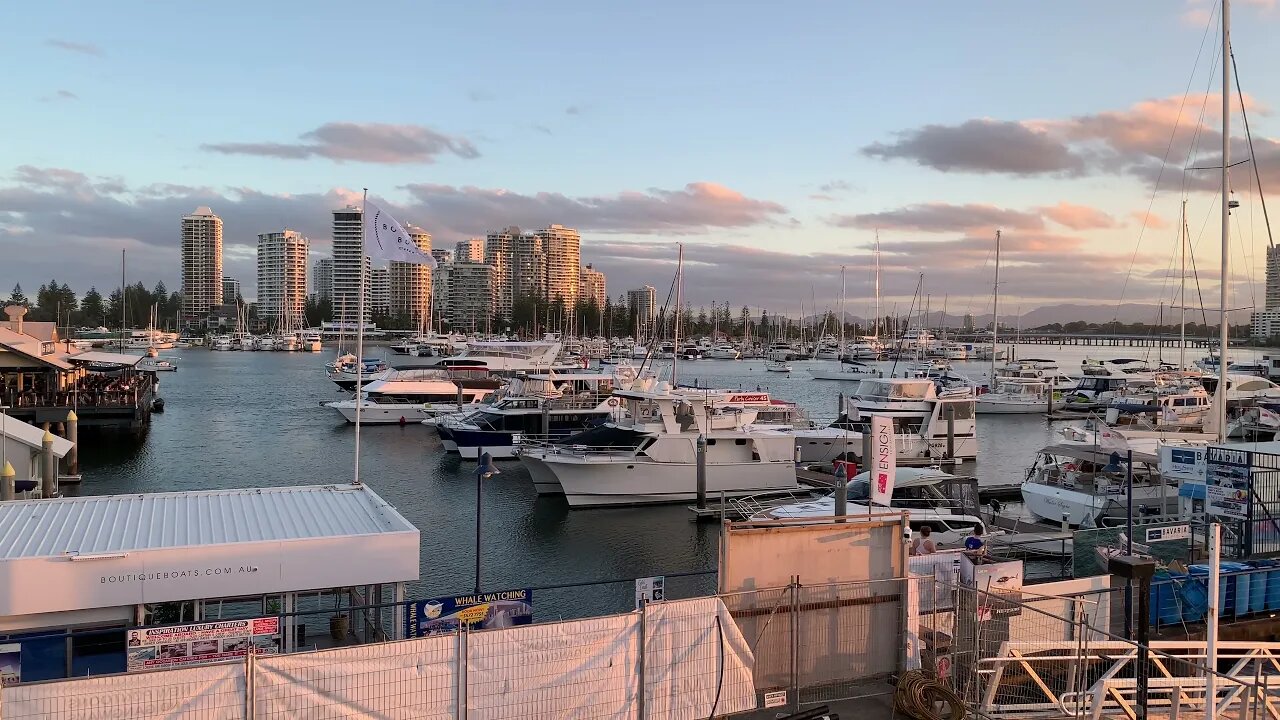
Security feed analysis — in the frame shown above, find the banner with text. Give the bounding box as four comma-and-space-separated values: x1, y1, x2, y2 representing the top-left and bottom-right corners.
870, 415, 896, 507
406, 589, 533, 637
1206, 445, 1252, 519
126, 617, 279, 672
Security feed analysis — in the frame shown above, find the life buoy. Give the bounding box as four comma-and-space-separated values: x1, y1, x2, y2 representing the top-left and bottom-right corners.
607, 398, 619, 407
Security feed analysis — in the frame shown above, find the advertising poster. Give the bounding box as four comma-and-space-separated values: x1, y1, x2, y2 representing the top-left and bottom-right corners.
869, 415, 896, 507
126, 617, 279, 672
635, 576, 666, 609
0, 643, 19, 686
1206, 446, 1252, 520
1160, 446, 1206, 485
406, 589, 533, 637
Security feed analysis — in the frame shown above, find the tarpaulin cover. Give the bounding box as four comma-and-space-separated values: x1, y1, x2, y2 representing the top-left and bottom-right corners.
643, 597, 757, 720
253, 634, 457, 720
2, 662, 245, 720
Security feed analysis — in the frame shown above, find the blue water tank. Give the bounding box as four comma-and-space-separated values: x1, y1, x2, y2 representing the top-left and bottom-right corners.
1224, 563, 1252, 616
1152, 572, 1184, 625
1190, 565, 1233, 617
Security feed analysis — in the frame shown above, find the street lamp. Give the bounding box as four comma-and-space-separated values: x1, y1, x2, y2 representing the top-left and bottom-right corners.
474, 450, 500, 594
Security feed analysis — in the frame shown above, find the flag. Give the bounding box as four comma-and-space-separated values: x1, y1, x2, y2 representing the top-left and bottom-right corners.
364, 199, 436, 267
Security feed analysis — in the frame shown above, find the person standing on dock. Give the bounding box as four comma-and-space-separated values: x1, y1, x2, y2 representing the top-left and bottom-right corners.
910, 525, 936, 556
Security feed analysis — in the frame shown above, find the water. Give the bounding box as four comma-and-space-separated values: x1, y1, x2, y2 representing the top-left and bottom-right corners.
69, 343, 1268, 615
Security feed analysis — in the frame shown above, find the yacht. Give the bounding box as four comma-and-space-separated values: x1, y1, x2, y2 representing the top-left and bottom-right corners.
845, 337, 884, 361
326, 354, 391, 389
518, 382, 798, 506
424, 340, 574, 374
1020, 444, 1175, 526
793, 377, 977, 464
765, 360, 792, 373
437, 371, 623, 458
138, 356, 178, 372
326, 368, 501, 424
209, 335, 235, 351
275, 333, 301, 352
756, 468, 990, 547
766, 341, 795, 361
235, 334, 257, 352
993, 359, 1075, 386
704, 344, 741, 360
814, 335, 841, 361
976, 378, 1062, 414
256, 335, 277, 351
809, 360, 877, 382
300, 332, 323, 352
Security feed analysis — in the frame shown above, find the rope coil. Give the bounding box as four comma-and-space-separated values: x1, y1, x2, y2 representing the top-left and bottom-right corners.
893, 669, 965, 720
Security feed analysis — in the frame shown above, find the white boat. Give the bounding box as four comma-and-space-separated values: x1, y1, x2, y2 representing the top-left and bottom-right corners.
809, 361, 876, 381
704, 344, 741, 360
793, 377, 977, 464
326, 354, 392, 389
326, 368, 501, 424
256, 336, 277, 351
275, 333, 301, 352
518, 382, 798, 505
138, 357, 178, 372
765, 360, 792, 373
757, 467, 990, 547
235, 334, 257, 351
209, 335, 235, 351
976, 378, 1062, 414
1020, 444, 1174, 526
766, 341, 795, 361
300, 332, 323, 352
423, 340, 574, 374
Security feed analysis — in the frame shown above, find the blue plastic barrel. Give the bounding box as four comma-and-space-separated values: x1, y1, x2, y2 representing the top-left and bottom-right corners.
1190, 565, 1232, 617
1224, 562, 1252, 616
1268, 564, 1280, 611
1152, 572, 1184, 625
1247, 562, 1273, 613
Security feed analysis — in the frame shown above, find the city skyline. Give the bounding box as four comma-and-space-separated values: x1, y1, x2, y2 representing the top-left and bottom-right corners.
4, 2, 1280, 320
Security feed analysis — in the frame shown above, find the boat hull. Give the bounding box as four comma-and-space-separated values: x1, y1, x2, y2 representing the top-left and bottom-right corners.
536, 455, 797, 507
329, 402, 459, 424
794, 430, 978, 464
975, 399, 1064, 414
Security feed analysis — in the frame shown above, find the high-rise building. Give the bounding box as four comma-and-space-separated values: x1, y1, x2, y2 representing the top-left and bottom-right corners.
222, 276, 241, 304
256, 229, 309, 329
513, 231, 546, 301
331, 206, 368, 327
538, 224, 581, 309
627, 286, 657, 325
181, 206, 223, 324
1267, 246, 1280, 310
485, 227, 519, 322
432, 262, 453, 324
455, 238, 484, 263
448, 262, 495, 330
430, 248, 453, 266
390, 226, 432, 325
313, 258, 334, 303
369, 267, 390, 316
579, 264, 606, 309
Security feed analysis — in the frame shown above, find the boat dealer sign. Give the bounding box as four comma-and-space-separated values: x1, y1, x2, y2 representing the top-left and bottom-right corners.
1206, 446, 1251, 520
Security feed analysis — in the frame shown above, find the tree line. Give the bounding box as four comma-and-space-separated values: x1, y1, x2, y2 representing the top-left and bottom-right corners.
6, 281, 183, 330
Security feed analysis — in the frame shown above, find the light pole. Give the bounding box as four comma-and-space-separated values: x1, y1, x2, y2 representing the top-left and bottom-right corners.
474, 450, 499, 594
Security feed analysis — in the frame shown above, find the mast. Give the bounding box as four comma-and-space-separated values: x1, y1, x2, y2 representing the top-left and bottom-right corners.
874, 231, 882, 338
354, 188, 367, 485
672, 243, 683, 386
1180, 199, 1188, 370
839, 265, 847, 358
991, 230, 1001, 383
120, 249, 126, 354
1216, 1, 1231, 443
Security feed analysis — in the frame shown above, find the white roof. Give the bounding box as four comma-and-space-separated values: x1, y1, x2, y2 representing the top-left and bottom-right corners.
1, 414, 73, 456
67, 351, 144, 367
0, 483, 415, 560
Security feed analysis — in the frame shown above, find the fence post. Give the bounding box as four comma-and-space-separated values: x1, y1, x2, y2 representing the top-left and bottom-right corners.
245, 648, 255, 720
790, 575, 800, 713
457, 625, 469, 720
638, 600, 647, 720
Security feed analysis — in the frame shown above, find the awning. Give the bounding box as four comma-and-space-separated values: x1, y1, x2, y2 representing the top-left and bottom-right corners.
1040, 443, 1160, 466
67, 351, 145, 367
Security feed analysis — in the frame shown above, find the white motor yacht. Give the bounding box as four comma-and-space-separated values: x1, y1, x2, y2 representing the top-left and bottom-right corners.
976, 378, 1062, 414
518, 382, 798, 506
326, 354, 392, 389
423, 340, 575, 374
300, 332, 323, 352
1021, 444, 1175, 526
704, 344, 741, 360
793, 377, 977, 464
326, 368, 502, 424
209, 335, 235, 351
757, 468, 990, 547
845, 337, 884, 360
809, 360, 877, 382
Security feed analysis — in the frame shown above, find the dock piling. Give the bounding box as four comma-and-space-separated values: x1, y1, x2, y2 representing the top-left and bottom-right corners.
41, 429, 56, 498
1, 461, 13, 501
66, 410, 78, 476
696, 434, 707, 511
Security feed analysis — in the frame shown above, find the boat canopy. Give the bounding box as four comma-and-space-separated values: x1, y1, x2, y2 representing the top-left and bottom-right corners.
1040, 443, 1159, 466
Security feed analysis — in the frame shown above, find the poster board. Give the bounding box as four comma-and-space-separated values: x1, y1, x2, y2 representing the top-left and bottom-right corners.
126, 617, 279, 672
1206, 446, 1252, 519
406, 589, 533, 637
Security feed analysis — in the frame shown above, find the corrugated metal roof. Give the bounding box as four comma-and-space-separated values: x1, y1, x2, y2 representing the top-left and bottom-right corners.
67, 351, 144, 367
0, 484, 416, 560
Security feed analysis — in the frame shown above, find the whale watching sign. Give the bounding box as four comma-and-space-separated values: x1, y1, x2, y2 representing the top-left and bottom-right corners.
406, 589, 533, 637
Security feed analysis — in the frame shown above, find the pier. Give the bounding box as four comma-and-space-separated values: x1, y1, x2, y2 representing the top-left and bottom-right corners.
950, 331, 1241, 348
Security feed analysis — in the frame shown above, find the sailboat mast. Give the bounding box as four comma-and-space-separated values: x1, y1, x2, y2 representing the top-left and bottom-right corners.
1180, 199, 1188, 370
1217, 1, 1231, 443
991, 230, 1001, 383
672, 243, 683, 386
839, 265, 847, 357
874, 231, 882, 338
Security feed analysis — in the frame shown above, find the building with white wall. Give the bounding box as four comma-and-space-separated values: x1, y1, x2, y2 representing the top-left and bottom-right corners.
256, 230, 309, 329
389, 226, 432, 325
181, 206, 223, 324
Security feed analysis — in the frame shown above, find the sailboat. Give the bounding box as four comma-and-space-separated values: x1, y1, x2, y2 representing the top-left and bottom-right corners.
811, 266, 874, 381
846, 234, 885, 360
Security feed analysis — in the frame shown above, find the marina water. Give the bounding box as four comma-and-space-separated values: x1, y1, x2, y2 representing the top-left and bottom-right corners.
69, 343, 1269, 617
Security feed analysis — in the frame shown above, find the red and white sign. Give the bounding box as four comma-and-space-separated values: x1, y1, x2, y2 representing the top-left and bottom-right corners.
724, 393, 770, 404
126, 617, 280, 672
869, 415, 896, 507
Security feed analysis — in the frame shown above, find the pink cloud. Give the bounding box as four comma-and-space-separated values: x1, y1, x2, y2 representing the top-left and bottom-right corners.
1039, 202, 1117, 230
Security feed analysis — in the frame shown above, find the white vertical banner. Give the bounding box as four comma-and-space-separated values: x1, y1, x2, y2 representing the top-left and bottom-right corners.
870, 415, 895, 507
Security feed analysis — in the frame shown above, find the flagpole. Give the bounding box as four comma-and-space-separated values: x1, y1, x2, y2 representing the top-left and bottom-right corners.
355, 188, 367, 486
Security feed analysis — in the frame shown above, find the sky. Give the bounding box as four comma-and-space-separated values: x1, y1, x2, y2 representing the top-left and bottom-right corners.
2, 1, 1280, 322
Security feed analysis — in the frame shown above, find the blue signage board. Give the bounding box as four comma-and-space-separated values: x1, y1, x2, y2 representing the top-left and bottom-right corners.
1206, 446, 1252, 520
405, 589, 533, 637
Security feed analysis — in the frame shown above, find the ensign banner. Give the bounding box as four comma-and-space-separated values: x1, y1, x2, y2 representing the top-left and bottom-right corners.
870, 415, 895, 507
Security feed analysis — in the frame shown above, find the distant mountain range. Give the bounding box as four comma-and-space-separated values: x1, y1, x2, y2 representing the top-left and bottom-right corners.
795, 303, 1251, 327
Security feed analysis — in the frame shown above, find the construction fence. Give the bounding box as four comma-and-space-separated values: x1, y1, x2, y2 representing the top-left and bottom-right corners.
0, 579, 912, 720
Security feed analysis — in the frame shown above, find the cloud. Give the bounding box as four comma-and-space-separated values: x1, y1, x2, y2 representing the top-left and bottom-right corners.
862, 119, 1086, 175
0, 168, 785, 300
45, 39, 103, 56
818, 180, 852, 193
532, 124, 553, 135
41, 89, 78, 102
401, 181, 787, 238
202, 122, 480, 164
565, 105, 583, 115
827, 201, 1117, 235
1039, 202, 1117, 230
1130, 210, 1169, 230
861, 93, 1280, 191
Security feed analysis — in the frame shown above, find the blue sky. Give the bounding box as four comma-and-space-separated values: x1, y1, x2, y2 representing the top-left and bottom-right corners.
2, 1, 1278, 318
